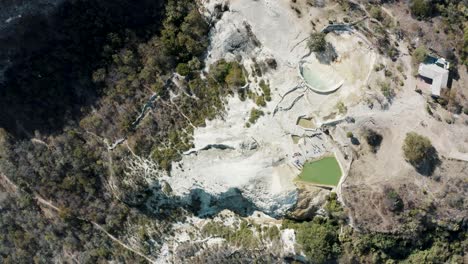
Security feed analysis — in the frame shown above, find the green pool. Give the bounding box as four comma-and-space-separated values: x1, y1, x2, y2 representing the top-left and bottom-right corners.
297, 117, 315, 128
298, 156, 342, 186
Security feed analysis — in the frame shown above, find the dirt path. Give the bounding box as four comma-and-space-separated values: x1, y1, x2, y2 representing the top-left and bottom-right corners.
91, 222, 157, 263
0, 173, 19, 194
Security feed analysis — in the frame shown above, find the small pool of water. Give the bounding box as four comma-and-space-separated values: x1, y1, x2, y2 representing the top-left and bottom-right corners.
298, 156, 342, 186
423, 55, 438, 65
297, 117, 315, 128
291, 135, 301, 144
300, 62, 343, 93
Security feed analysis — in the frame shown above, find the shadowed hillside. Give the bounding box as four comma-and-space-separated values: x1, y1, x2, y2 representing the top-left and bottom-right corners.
0, 0, 164, 137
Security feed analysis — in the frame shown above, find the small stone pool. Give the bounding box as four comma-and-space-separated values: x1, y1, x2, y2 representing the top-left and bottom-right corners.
291, 135, 301, 144
297, 156, 342, 187
296, 117, 315, 129
299, 61, 344, 93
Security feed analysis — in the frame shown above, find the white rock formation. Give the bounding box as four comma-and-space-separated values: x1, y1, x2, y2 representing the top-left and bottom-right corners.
165, 0, 376, 216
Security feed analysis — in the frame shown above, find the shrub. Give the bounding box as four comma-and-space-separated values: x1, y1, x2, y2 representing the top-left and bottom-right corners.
370, 6, 382, 20
225, 62, 246, 88
336, 101, 347, 114
380, 81, 393, 99
308, 32, 327, 52
255, 96, 266, 107
412, 46, 428, 63
210, 59, 231, 83
283, 217, 341, 263
92, 68, 106, 83
324, 192, 346, 220
248, 108, 264, 124
176, 63, 191, 76
346, 132, 353, 138
402, 132, 434, 166
210, 60, 246, 87
259, 80, 272, 101
384, 188, 404, 212
187, 57, 202, 71
374, 63, 384, 72
410, 0, 433, 19
384, 69, 392, 77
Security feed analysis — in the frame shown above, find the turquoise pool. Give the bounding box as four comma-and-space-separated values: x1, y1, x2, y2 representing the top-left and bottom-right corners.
300, 62, 343, 93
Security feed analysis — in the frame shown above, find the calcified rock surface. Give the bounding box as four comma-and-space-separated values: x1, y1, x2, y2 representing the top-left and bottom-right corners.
164, 0, 376, 216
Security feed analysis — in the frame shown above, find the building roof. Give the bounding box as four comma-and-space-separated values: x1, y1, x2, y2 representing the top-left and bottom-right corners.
418, 63, 449, 97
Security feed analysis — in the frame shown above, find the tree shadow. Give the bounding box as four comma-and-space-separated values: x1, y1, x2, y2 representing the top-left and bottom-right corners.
137, 184, 259, 219
414, 147, 441, 176
0, 0, 164, 138
316, 43, 338, 65
350, 137, 360, 145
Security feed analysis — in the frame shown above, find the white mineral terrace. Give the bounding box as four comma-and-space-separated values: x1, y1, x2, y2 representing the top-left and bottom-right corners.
164, 0, 377, 216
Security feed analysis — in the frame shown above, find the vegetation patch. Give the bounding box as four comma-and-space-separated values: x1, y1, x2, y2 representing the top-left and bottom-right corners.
247, 108, 264, 125
259, 80, 272, 102
202, 220, 281, 249
283, 217, 341, 263
283, 193, 343, 263
410, 0, 433, 19
402, 132, 439, 175
308, 32, 327, 53
383, 187, 404, 212
286, 193, 466, 264
379, 80, 394, 100
336, 101, 347, 114
412, 45, 428, 64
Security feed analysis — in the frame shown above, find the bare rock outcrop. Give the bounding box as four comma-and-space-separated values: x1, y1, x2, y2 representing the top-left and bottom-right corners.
288, 183, 329, 221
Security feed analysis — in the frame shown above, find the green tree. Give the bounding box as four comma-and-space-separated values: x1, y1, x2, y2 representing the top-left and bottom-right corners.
283, 217, 341, 263
255, 96, 266, 107
176, 63, 191, 76
410, 0, 433, 19
413, 46, 428, 63
402, 132, 434, 166
248, 108, 264, 124
210, 59, 231, 83
225, 62, 246, 88
370, 6, 383, 20
380, 81, 394, 99
308, 32, 327, 52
